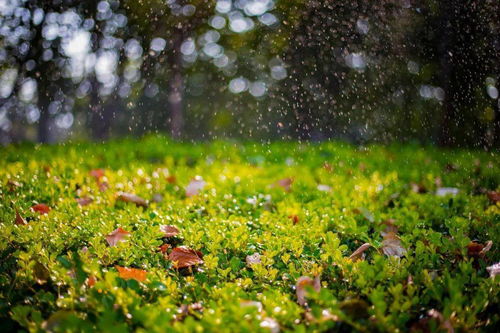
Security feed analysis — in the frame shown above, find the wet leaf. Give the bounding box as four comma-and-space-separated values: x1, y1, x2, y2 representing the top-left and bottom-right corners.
115, 266, 147, 282
15, 208, 27, 225
31, 203, 51, 215
246, 253, 261, 266
76, 197, 93, 206
273, 178, 293, 192
160, 225, 179, 237
348, 243, 371, 261
185, 178, 206, 197
486, 191, 499, 204
486, 262, 500, 278
117, 192, 148, 207
296, 275, 321, 306
168, 246, 204, 269
106, 227, 130, 247
381, 232, 406, 258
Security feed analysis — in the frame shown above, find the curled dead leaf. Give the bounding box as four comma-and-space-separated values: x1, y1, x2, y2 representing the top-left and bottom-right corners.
168, 246, 204, 269
116, 192, 148, 208
31, 203, 51, 215
185, 177, 206, 197
348, 243, 371, 262
288, 214, 299, 225
467, 240, 492, 258
160, 225, 180, 238
115, 266, 147, 282
296, 275, 321, 307
381, 232, 407, 258
106, 227, 130, 247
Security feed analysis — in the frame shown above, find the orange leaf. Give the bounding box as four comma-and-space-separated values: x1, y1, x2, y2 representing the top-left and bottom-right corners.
106, 227, 130, 247
160, 225, 180, 238
348, 243, 371, 262
115, 266, 147, 282
288, 215, 299, 225
168, 246, 204, 269
185, 178, 206, 197
15, 208, 27, 225
86, 276, 97, 287
116, 192, 148, 208
159, 244, 171, 254
166, 175, 177, 184
76, 197, 93, 206
31, 203, 51, 215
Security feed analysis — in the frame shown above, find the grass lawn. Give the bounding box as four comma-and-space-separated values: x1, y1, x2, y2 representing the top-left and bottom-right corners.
1, 137, 499, 332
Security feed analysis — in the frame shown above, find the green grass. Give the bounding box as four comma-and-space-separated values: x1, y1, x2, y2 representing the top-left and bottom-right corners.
1, 136, 499, 332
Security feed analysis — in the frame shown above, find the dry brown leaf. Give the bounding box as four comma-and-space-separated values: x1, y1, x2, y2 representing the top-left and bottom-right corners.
15, 208, 27, 225
159, 244, 171, 254
486, 191, 499, 204
185, 178, 206, 197
115, 266, 147, 282
106, 227, 131, 247
381, 232, 406, 258
160, 225, 180, 238
288, 215, 299, 225
348, 243, 371, 262
467, 240, 492, 258
380, 219, 398, 236
168, 246, 204, 269
296, 275, 321, 306
31, 203, 51, 215
117, 192, 148, 208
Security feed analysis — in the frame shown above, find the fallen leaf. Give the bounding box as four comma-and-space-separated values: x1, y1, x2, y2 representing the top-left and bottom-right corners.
273, 178, 293, 192
160, 225, 180, 238
86, 276, 96, 287
296, 275, 321, 306
246, 253, 262, 266
159, 244, 171, 254
467, 240, 492, 258
15, 208, 27, 225
89, 169, 105, 180
185, 178, 206, 197
486, 262, 500, 278
166, 175, 177, 184
106, 227, 130, 247
116, 192, 148, 208
76, 197, 93, 206
31, 203, 51, 215
486, 191, 499, 204
436, 187, 459, 197
348, 243, 371, 262
115, 266, 147, 282
288, 214, 299, 225
168, 246, 204, 269
410, 309, 454, 333
260, 317, 280, 333
98, 181, 109, 192
381, 232, 406, 258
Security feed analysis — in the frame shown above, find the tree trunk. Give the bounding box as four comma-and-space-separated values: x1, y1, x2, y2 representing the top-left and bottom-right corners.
37, 76, 51, 143
167, 29, 184, 140
89, 83, 113, 141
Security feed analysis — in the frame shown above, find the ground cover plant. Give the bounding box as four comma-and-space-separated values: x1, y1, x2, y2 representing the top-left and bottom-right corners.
0, 136, 499, 332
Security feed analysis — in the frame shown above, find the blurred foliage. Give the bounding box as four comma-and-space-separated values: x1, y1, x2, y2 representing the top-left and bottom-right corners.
0, 0, 498, 147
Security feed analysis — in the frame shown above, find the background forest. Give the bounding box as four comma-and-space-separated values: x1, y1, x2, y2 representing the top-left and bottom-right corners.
0, 0, 499, 147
